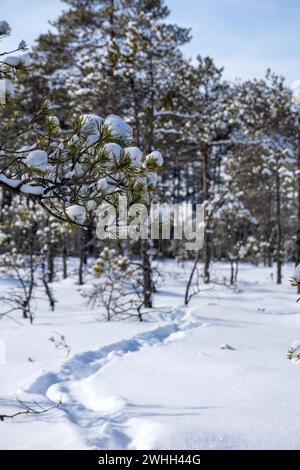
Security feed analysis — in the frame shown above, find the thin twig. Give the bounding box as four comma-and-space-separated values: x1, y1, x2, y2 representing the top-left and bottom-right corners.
0, 398, 62, 422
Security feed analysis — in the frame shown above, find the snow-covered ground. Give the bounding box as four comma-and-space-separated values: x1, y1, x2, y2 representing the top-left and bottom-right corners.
0, 261, 300, 450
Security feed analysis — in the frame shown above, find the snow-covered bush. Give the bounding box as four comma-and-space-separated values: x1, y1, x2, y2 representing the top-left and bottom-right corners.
288, 267, 300, 363
290, 264, 300, 288
82, 247, 145, 321
287, 340, 300, 363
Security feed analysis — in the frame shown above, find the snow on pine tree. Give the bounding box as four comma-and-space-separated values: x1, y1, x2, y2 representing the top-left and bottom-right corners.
233, 72, 295, 284
0, 23, 164, 227
29, 0, 190, 136
28, 0, 135, 120
288, 266, 300, 363
0, 20, 29, 99
166, 57, 233, 285
290, 264, 300, 298
25, 0, 189, 308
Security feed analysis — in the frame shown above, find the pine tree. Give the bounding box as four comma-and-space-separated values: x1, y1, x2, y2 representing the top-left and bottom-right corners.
234, 71, 295, 283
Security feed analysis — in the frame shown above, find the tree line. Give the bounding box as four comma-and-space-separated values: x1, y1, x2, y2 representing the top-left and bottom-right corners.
1, 0, 300, 321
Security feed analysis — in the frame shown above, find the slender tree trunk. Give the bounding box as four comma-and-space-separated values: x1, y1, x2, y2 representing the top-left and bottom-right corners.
266, 189, 273, 267
202, 143, 211, 283
42, 261, 56, 311
62, 244, 68, 279
296, 129, 300, 292
140, 239, 152, 308
185, 250, 200, 305
130, 77, 141, 147
22, 255, 35, 323
78, 255, 84, 286
0, 189, 12, 221
83, 224, 93, 265
267, 247, 273, 268
147, 54, 155, 154
47, 245, 55, 283
235, 260, 239, 283
78, 231, 85, 286
275, 169, 282, 284
230, 260, 234, 285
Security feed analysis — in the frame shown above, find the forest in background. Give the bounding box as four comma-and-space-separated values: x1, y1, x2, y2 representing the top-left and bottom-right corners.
1, 0, 300, 323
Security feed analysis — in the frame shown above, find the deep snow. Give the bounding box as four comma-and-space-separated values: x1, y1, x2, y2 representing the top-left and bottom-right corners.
0, 261, 300, 450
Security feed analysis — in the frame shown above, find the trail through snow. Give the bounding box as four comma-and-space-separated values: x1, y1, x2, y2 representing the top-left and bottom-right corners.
26, 306, 205, 449
2, 262, 300, 450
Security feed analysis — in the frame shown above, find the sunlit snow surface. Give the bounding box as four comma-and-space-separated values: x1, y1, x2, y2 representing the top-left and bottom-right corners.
0, 261, 300, 450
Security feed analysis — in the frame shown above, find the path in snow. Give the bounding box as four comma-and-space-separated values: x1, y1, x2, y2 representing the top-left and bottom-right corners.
26, 306, 207, 449
3, 262, 300, 450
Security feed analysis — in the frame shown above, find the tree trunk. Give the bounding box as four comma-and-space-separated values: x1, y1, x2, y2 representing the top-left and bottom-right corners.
140, 240, 153, 308
42, 261, 56, 311
62, 244, 68, 279
185, 250, 200, 305
47, 245, 55, 283
266, 189, 273, 268
234, 260, 239, 283
22, 255, 35, 323
83, 224, 93, 265
275, 169, 282, 284
230, 260, 234, 285
0, 189, 12, 221
78, 231, 85, 286
296, 130, 300, 292
202, 143, 211, 283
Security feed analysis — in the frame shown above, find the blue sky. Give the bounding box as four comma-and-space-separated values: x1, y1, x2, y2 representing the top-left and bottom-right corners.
1, 0, 299, 84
